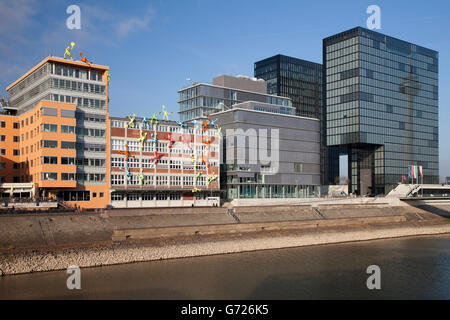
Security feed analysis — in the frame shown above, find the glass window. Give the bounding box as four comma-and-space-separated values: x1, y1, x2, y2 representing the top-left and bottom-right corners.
41, 140, 58, 148
61, 141, 76, 149
61, 173, 76, 180
111, 174, 124, 185
170, 194, 181, 200
42, 156, 57, 164
156, 193, 168, 200
111, 193, 124, 201
156, 176, 168, 185
61, 157, 75, 165
128, 194, 139, 201
61, 125, 75, 134
41, 172, 58, 181
142, 194, 154, 201
42, 123, 58, 132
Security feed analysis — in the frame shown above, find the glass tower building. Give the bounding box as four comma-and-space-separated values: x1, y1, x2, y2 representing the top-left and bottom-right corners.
254, 55, 322, 119
254, 55, 329, 185
324, 27, 439, 194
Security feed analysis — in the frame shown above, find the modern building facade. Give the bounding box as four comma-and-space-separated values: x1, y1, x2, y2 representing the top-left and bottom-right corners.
254, 55, 329, 185
213, 107, 320, 199
178, 75, 291, 122
254, 55, 323, 119
0, 101, 77, 191
109, 117, 220, 207
0, 56, 110, 208
324, 27, 439, 194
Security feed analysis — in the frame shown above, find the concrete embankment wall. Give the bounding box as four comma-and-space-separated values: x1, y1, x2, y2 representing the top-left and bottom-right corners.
106, 206, 227, 216
0, 213, 113, 249
0, 208, 234, 250
0, 203, 448, 251
112, 216, 407, 241
230, 196, 404, 207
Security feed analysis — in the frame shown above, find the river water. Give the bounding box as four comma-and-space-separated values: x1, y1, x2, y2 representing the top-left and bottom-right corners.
1, 235, 449, 299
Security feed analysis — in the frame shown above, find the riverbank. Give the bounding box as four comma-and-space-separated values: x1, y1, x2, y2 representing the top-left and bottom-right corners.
1, 217, 449, 276
1, 201, 450, 276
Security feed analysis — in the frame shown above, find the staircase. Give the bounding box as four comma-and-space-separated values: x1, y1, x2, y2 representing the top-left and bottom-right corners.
386, 184, 419, 198
227, 208, 241, 223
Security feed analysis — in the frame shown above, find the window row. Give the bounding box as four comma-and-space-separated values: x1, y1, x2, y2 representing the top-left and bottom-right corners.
52, 94, 106, 110
41, 140, 76, 149
76, 128, 106, 137
41, 156, 105, 167
51, 78, 106, 95
0, 121, 20, 129
111, 193, 183, 201
53, 64, 104, 82
110, 174, 211, 186
41, 123, 75, 134
40, 172, 106, 183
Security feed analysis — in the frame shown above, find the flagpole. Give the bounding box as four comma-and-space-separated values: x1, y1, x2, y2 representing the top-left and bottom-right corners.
421, 166, 424, 197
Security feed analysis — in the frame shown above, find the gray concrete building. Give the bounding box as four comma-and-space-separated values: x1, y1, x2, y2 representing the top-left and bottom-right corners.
213, 107, 320, 199
178, 75, 291, 122
254, 55, 330, 186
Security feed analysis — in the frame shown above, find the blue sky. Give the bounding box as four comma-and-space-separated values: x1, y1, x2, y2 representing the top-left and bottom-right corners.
0, 0, 449, 178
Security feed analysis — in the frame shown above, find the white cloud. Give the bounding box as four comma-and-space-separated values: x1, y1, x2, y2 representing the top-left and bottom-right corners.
116, 7, 155, 37
40, 4, 156, 50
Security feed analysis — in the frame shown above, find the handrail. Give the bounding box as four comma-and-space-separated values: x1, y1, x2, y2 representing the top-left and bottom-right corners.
406, 184, 421, 197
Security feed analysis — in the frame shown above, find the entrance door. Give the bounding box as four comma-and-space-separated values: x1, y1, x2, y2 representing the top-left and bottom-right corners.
360, 168, 372, 195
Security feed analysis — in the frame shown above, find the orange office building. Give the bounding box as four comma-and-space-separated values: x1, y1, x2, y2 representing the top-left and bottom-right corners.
0, 56, 221, 209
0, 56, 110, 209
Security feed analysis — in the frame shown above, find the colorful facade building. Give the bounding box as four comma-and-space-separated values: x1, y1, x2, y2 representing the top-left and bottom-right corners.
109, 117, 221, 207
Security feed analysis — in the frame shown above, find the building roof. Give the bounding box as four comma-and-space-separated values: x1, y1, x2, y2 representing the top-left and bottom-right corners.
6, 56, 109, 91
323, 26, 438, 57
211, 107, 319, 122
177, 82, 291, 101
254, 54, 322, 68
